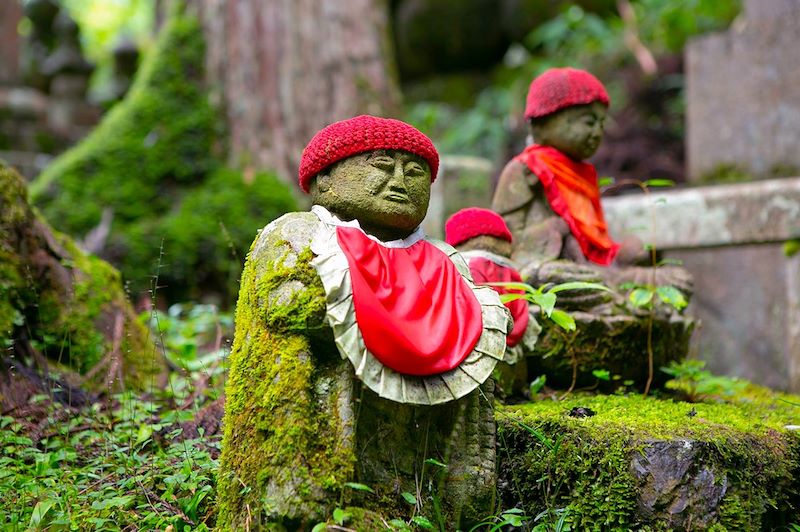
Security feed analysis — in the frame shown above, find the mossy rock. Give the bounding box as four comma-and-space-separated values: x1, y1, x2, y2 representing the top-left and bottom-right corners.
0, 162, 162, 390
497, 392, 800, 529
30, 6, 296, 303
529, 310, 695, 391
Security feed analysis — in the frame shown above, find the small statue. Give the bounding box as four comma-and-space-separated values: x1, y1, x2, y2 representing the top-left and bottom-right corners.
444, 207, 541, 396
492, 68, 694, 389
218, 116, 509, 529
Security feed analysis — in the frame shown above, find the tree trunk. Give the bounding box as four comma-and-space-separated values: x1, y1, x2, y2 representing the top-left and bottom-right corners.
189, 0, 400, 185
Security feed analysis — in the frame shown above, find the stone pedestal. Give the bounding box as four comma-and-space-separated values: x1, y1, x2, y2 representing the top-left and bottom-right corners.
686, 0, 800, 180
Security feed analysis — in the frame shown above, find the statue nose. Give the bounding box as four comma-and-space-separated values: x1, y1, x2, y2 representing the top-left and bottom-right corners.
388, 160, 408, 191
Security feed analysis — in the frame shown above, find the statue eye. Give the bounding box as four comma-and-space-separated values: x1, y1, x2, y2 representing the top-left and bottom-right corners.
405, 162, 425, 176
371, 156, 395, 171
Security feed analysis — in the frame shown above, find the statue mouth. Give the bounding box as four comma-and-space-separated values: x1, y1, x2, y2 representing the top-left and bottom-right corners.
383, 192, 410, 203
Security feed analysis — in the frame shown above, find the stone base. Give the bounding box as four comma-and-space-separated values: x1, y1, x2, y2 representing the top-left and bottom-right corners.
529, 311, 695, 391
497, 393, 800, 529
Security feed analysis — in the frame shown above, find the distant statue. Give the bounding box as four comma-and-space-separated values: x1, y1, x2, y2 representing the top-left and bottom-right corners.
217, 116, 509, 529
492, 68, 694, 389
445, 207, 540, 396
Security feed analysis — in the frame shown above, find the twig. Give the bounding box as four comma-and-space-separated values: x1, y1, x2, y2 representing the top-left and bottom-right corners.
617, 0, 657, 75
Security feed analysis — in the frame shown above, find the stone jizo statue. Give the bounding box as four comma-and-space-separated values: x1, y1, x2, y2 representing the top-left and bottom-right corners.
217, 115, 509, 529
445, 207, 541, 396
491, 68, 694, 388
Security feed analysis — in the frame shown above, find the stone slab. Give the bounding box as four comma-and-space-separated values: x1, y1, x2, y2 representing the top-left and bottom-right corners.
686, 0, 800, 180
602, 177, 800, 250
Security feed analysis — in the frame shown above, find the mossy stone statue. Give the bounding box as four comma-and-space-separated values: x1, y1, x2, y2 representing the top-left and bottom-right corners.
217, 116, 510, 529
492, 68, 694, 389
444, 207, 541, 398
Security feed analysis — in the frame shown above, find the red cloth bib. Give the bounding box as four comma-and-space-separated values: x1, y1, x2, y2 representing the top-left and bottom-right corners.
515, 144, 620, 265
335, 226, 483, 376
468, 257, 529, 347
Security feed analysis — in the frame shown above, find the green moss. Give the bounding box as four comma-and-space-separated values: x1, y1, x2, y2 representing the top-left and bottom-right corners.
497, 393, 800, 529
31, 6, 296, 302
1, 163, 160, 388
217, 239, 354, 530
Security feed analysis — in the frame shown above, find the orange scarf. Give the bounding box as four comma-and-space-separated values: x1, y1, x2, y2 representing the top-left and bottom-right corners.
515, 144, 619, 265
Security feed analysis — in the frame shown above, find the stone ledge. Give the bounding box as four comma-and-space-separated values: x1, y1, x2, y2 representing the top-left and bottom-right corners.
497, 392, 800, 529
602, 177, 800, 250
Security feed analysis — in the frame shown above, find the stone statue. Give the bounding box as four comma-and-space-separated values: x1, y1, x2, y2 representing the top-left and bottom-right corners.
217, 116, 510, 529
492, 68, 694, 389
444, 207, 541, 397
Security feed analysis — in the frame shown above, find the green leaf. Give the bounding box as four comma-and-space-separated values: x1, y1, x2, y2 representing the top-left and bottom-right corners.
550, 309, 576, 331
529, 374, 546, 395
29, 500, 56, 528
598, 176, 615, 187
411, 516, 435, 529
629, 287, 654, 307
401, 491, 417, 505
312, 523, 328, 532
534, 292, 557, 316
499, 292, 528, 304
343, 482, 374, 493
333, 508, 350, 525
592, 369, 610, 381
486, 281, 535, 293
784, 239, 800, 257
656, 285, 688, 310
389, 519, 412, 531
644, 178, 675, 187
547, 281, 609, 293
424, 457, 447, 468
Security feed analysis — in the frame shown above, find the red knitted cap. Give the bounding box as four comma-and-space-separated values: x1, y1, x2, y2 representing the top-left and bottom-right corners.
525, 67, 609, 120
445, 207, 513, 247
298, 115, 439, 193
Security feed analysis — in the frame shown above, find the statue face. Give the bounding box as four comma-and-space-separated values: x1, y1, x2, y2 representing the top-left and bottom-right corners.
455, 235, 512, 258
531, 101, 607, 161
311, 150, 431, 241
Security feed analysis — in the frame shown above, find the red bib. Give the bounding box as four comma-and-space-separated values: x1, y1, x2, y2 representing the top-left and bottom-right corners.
515, 144, 620, 265
468, 257, 529, 347
335, 226, 483, 376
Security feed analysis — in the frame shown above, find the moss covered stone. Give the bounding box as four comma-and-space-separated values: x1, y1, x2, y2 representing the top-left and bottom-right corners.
497, 393, 800, 529
31, 6, 296, 302
0, 163, 162, 389
218, 213, 498, 530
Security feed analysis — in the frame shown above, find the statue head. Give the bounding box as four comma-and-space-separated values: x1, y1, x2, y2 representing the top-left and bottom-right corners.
445, 207, 513, 257
299, 115, 439, 241
524, 67, 609, 161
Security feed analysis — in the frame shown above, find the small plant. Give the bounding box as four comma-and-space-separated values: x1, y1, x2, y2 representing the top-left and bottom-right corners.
661, 360, 747, 402
490, 281, 610, 331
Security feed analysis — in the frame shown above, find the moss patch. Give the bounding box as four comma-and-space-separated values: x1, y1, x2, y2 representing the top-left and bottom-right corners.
497, 393, 800, 529
1, 163, 160, 389
217, 227, 354, 530
31, 6, 296, 303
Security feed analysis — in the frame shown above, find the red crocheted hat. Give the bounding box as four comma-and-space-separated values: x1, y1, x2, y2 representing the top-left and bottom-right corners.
298, 115, 439, 193
524, 67, 609, 120
445, 207, 513, 247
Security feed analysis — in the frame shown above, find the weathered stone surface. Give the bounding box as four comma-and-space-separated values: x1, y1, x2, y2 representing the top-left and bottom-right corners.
603, 177, 800, 249
686, 0, 800, 180
498, 393, 800, 529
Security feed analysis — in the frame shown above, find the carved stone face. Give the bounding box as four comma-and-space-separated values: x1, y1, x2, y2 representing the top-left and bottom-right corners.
310, 149, 431, 241
455, 235, 513, 258
530, 101, 607, 161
